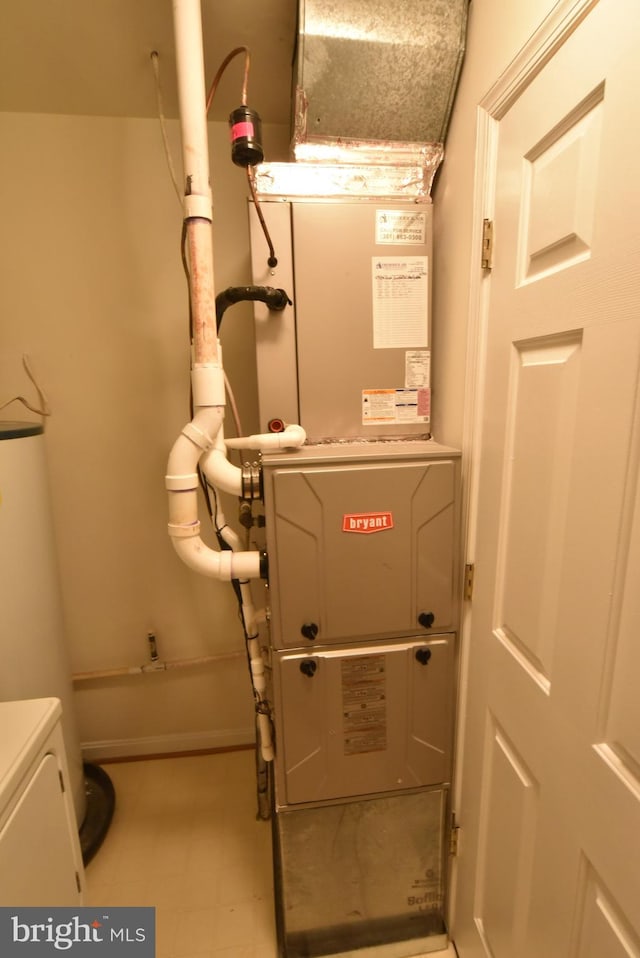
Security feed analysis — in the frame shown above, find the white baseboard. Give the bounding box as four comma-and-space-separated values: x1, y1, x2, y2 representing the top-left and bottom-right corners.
325, 938, 453, 958
81, 726, 256, 762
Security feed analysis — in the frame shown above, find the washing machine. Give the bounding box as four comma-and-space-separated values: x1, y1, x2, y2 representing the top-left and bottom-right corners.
0, 420, 86, 826
0, 697, 85, 906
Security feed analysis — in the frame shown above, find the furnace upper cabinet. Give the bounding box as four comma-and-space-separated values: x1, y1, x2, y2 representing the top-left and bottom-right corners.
263, 445, 460, 649
249, 195, 433, 441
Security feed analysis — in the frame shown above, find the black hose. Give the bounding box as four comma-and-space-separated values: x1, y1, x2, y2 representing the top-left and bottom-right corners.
215, 285, 291, 333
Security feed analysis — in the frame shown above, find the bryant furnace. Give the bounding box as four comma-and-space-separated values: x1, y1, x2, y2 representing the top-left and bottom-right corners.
249, 166, 461, 958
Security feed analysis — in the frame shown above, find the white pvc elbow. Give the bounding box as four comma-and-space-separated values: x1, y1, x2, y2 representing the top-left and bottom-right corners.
224, 422, 306, 452
166, 406, 223, 478
199, 430, 242, 496
171, 535, 262, 580
166, 395, 262, 581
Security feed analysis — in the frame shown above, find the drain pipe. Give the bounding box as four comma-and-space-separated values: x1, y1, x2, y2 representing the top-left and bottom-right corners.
172, 0, 216, 369
213, 499, 274, 762
166, 0, 263, 582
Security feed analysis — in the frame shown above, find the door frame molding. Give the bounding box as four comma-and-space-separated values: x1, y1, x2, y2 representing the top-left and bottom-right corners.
484, 0, 600, 120
451, 0, 602, 935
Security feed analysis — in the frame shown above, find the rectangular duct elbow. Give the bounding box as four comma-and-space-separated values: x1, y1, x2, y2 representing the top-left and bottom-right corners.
291, 0, 470, 183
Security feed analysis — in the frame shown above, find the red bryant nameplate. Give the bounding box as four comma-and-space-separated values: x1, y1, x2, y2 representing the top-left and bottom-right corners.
342, 512, 394, 534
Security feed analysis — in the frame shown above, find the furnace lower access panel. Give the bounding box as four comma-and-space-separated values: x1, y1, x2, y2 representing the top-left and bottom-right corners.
273, 635, 454, 806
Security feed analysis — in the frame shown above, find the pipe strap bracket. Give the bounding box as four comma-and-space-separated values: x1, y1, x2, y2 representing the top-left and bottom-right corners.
183, 192, 212, 220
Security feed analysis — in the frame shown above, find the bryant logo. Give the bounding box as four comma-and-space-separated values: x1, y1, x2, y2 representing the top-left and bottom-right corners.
342, 512, 394, 534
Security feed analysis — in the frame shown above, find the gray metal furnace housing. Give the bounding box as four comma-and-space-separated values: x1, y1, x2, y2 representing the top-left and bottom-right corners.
261, 441, 461, 957
249, 189, 433, 443
248, 158, 460, 956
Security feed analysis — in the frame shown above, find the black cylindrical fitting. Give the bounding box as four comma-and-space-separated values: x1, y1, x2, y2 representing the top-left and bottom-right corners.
229, 106, 264, 167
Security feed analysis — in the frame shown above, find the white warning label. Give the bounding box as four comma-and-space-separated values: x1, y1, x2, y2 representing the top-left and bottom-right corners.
405, 350, 431, 388
342, 655, 387, 756
362, 388, 430, 425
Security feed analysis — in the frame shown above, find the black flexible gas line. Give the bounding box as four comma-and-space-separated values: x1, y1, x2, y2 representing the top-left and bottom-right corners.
215, 285, 291, 333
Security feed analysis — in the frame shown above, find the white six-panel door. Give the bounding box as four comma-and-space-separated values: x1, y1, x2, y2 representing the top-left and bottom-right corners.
453, 1, 640, 955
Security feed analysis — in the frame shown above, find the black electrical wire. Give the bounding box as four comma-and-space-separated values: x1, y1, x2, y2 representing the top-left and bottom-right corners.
180, 220, 195, 351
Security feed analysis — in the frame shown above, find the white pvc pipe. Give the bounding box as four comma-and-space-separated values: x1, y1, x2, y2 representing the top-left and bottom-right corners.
167, 406, 223, 478
200, 428, 243, 496
167, 0, 294, 763
172, 0, 210, 200
172, 536, 261, 580
187, 224, 219, 366
168, 3, 305, 586
166, 389, 262, 581
167, 3, 262, 581
225, 423, 307, 452
172, 0, 217, 367
211, 498, 274, 761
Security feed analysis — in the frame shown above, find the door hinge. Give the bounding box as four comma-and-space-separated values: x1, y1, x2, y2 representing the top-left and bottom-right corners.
450, 814, 461, 856
58, 770, 66, 793
75, 871, 82, 893
464, 563, 475, 601
481, 218, 493, 270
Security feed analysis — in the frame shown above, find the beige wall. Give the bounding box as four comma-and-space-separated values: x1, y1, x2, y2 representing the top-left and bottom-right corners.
0, 111, 288, 757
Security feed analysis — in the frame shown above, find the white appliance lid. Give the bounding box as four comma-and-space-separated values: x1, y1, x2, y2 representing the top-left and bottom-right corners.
0, 697, 62, 803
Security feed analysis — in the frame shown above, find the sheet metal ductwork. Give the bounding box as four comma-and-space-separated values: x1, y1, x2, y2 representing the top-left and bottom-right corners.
292, 0, 469, 166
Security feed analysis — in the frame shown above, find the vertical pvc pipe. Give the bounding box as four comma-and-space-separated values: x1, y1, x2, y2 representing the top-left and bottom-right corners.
172, 0, 219, 367
168, 3, 263, 579
172, 0, 210, 198
187, 221, 218, 366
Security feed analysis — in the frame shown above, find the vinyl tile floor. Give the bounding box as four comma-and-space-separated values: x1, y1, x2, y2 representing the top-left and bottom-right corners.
85, 750, 276, 958
84, 750, 457, 958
